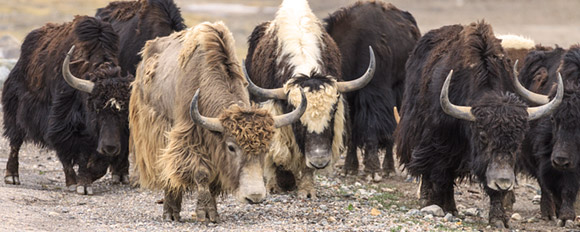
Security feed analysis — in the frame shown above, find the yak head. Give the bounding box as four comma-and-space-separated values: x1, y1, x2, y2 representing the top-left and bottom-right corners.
244, 47, 376, 169
441, 69, 563, 191
546, 81, 580, 170
62, 46, 133, 157
189, 89, 307, 204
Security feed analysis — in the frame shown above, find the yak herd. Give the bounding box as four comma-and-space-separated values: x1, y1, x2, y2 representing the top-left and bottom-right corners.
2, 0, 579, 229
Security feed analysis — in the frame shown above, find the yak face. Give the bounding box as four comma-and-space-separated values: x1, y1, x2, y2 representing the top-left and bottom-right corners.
219, 106, 275, 204
470, 93, 529, 191
285, 74, 340, 169
549, 82, 580, 170
85, 64, 133, 156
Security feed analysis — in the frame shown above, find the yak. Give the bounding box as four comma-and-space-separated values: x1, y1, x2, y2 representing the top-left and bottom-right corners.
96, 0, 186, 76
2, 16, 133, 195
244, 0, 375, 198
513, 45, 580, 228
394, 21, 563, 228
324, 1, 420, 181
130, 22, 306, 223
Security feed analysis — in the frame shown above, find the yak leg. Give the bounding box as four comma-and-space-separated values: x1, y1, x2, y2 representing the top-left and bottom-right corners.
432, 176, 457, 215
297, 168, 317, 199
551, 174, 578, 227
382, 140, 395, 177
110, 150, 130, 185
502, 190, 516, 214
485, 187, 510, 228
55, 151, 78, 191
75, 154, 108, 195
363, 141, 381, 182
343, 141, 359, 176
162, 189, 183, 222
419, 174, 433, 207
194, 169, 219, 223
4, 139, 23, 185
540, 186, 556, 220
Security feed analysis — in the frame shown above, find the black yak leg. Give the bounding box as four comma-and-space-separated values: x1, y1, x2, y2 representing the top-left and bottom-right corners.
539, 185, 556, 220
418, 174, 433, 207
163, 189, 183, 222
382, 140, 395, 177
4, 138, 23, 185
363, 140, 381, 182
502, 190, 516, 214
110, 150, 130, 185
194, 169, 220, 223
432, 175, 457, 215
485, 187, 510, 228
55, 151, 77, 191
343, 142, 359, 176
549, 173, 578, 227
74, 153, 108, 195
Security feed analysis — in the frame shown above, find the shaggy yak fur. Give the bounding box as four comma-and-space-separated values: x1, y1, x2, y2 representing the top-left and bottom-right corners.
130, 22, 276, 223
245, 0, 345, 199
496, 34, 553, 72
516, 45, 580, 227
324, 0, 421, 180
394, 21, 532, 228
2, 16, 133, 194
96, 0, 186, 75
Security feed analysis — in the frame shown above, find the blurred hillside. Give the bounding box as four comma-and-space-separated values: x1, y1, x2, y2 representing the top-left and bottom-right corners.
1, 0, 579, 58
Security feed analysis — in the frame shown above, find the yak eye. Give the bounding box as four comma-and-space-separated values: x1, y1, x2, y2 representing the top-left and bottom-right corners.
228, 145, 236, 153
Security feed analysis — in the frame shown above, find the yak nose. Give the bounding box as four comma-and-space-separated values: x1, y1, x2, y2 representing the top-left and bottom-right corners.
494, 178, 513, 191
245, 193, 265, 204
98, 144, 119, 156
552, 156, 571, 169
307, 149, 331, 169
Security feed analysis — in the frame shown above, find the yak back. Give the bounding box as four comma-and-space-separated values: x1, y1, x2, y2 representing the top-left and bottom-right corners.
132, 21, 252, 193
395, 21, 520, 178
2, 15, 121, 150
96, 0, 186, 75
324, 1, 420, 147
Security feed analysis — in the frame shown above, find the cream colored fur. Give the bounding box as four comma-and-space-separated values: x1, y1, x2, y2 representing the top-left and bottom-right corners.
285, 81, 339, 133
269, 0, 323, 76
497, 34, 535, 50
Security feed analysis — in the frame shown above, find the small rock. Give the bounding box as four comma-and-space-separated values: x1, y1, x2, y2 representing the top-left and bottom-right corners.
444, 213, 455, 222
421, 204, 445, 217
382, 187, 395, 193
48, 211, 59, 217
511, 213, 522, 221
527, 216, 538, 223
370, 208, 381, 216
354, 182, 362, 187
424, 214, 434, 220
463, 208, 481, 217
328, 216, 337, 223
406, 209, 422, 216
456, 204, 466, 210
399, 206, 408, 211
464, 218, 475, 223
319, 204, 328, 211
532, 195, 541, 205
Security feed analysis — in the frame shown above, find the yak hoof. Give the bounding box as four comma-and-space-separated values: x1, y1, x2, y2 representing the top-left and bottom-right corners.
76, 185, 94, 195
557, 219, 575, 228
67, 185, 77, 192
365, 173, 383, 182
111, 175, 121, 185
297, 189, 317, 200
4, 175, 20, 185
162, 212, 181, 222
491, 219, 507, 229
196, 209, 220, 223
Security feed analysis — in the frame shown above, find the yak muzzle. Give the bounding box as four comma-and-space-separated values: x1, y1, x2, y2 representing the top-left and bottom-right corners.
305, 148, 331, 169
236, 163, 266, 204
552, 156, 573, 170
97, 141, 120, 156
486, 167, 515, 191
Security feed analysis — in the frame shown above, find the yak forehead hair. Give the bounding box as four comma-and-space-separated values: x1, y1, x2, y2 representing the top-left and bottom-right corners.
219, 105, 275, 155
496, 34, 535, 50
270, 0, 323, 76
284, 75, 339, 133
87, 63, 134, 114
551, 81, 580, 129
471, 92, 529, 152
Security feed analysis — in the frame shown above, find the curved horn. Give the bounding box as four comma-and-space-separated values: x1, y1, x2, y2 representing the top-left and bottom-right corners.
62, 45, 95, 93
189, 89, 224, 132
527, 72, 564, 121
242, 59, 287, 100
512, 60, 550, 105
440, 70, 476, 121
337, 46, 376, 93
273, 89, 307, 128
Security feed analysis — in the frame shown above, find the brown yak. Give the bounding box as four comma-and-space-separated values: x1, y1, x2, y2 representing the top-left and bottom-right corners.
130, 21, 306, 223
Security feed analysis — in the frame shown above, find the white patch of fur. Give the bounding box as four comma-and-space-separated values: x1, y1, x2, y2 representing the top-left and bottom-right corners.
269, 0, 323, 76
284, 81, 340, 134
497, 34, 535, 49
105, 98, 122, 111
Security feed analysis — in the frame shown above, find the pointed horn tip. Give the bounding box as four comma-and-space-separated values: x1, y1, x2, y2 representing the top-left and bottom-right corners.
67, 45, 75, 56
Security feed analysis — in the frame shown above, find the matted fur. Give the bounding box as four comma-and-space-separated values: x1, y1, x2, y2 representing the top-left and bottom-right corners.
285, 81, 339, 133
130, 21, 274, 195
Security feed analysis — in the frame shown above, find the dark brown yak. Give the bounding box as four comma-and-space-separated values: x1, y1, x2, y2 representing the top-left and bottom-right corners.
130, 22, 306, 223
2, 16, 133, 195
244, 0, 375, 198
324, 0, 421, 181
395, 21, 562, 228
